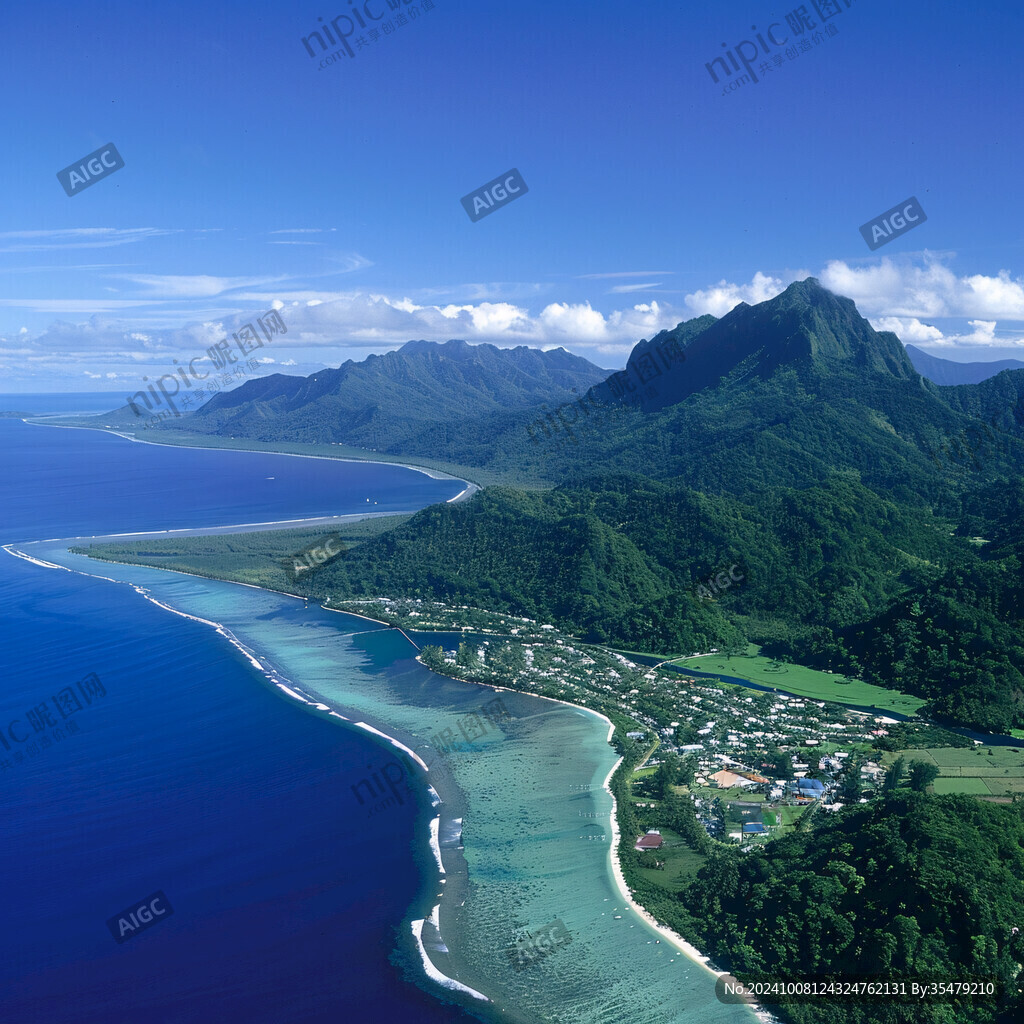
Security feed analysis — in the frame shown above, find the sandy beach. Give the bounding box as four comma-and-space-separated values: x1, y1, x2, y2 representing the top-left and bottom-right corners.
601, 734, 775, 1023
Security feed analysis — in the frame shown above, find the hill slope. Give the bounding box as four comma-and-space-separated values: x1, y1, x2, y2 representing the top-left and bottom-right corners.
94, 339, 611, 449
409, 280, 1024, 494
906, 343, 1024, 385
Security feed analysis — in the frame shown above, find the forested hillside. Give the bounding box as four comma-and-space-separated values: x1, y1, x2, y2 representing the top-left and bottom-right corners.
146, 339, 610, 448
77, 280, 1024, 732
77, 472, 1024, 730
679, 793, 1024, 1024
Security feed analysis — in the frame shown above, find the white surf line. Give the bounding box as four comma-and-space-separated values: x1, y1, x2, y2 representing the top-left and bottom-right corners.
10, 543, 443, 780
5, 541, 351, 722
428, 815, 445, 875
409, 919, 490, 1002
3, 545, 75, 572
11, 521, 506, 1012
352, 721, 428, 770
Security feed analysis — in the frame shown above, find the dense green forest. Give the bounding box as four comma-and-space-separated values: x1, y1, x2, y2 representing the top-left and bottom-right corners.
76, 470, 1024, 731
615, 760, 1024, 1023
678, 793, 1024, 1024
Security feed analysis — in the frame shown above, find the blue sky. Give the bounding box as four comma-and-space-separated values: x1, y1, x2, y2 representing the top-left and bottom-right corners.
3, 0, 1024, 394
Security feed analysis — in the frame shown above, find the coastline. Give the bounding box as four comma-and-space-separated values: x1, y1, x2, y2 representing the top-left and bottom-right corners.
22, 418, 481, 501
12, 535, 496, 1011
21, 513, 762, 1021
403, 669, 769, 1019
602, 743, 775, 1023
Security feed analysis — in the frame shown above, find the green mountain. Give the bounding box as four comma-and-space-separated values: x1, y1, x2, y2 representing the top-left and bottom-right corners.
299, 280, 1024, 729
601, 278, 915, 414
92, 339, 611, 449
79, 278, 1024, 730
906, 343, 1024, 385
418, 279, 1024, 493
186, 338, 610, 448
110, 280, 1024, 496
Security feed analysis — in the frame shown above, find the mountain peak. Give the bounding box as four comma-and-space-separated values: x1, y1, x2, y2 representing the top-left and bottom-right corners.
398, 338, 473, 356
605, 277, 916, 412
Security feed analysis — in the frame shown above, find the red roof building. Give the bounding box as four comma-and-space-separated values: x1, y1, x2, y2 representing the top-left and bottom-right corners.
635, 831, 663, 851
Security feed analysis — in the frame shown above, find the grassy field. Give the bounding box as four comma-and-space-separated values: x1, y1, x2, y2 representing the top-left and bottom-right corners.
775, 804, 810, 834
670, 647, 926, 716
70, 516, 414, 591
632, 827, 708, 890
932, 777, 992, 795
880, 744, 1024, 798
688, 785, 764, 805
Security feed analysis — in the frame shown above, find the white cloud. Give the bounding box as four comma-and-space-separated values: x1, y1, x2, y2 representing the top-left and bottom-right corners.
820, 257, 1024, 320
0, 228, 178, 252
609, 282, 663, 293
870, 317, 945, 345
684, 272, 790, 316
120, 274, 292, 298
876, 317, 1016, 350
14, 258, 1024, 387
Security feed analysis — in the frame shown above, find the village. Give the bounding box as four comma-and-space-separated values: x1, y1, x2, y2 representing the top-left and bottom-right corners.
329, 596, 923, 849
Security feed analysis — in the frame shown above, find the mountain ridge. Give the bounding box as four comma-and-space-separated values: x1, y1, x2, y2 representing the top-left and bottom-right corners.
906, 343, 1024, 385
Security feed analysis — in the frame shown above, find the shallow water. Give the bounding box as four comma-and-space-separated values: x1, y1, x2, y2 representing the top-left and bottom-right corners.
2, 418, 761, 1022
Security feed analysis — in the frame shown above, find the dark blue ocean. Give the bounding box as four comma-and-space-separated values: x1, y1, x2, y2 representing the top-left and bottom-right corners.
0, 419, 484, 1023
